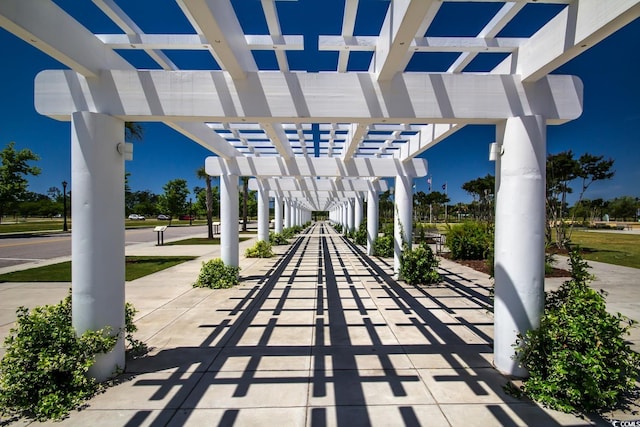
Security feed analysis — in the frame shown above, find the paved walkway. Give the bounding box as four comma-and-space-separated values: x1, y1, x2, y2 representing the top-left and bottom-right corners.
0, 223, 636, 426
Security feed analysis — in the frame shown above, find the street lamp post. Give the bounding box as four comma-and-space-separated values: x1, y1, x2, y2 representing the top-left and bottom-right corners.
62, 180, 68, 232
189, 197, 193, 226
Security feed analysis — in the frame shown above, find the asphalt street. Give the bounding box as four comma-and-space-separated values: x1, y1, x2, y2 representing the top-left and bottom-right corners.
0, 225, 210, 269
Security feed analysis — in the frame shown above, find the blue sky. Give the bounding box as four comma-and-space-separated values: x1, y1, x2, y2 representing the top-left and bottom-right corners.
0, 2, 638, 206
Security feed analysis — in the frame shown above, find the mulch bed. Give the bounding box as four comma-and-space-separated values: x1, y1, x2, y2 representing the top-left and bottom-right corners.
439, 253, 571, 277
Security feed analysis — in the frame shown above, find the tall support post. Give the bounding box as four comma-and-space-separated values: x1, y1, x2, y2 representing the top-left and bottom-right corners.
367, 188, 379, 255
354, 195, 363, 231
289, 201, 298, 227
394, 175, 413, 274
257, 180, 269, 242
342, 203, 348, 233
284, 199, 291, 229
220, 173, 240, 267
71, 112, 125, 381
347, 198, 355, 233
493, 116, 546, 377
274, 194, 283, 233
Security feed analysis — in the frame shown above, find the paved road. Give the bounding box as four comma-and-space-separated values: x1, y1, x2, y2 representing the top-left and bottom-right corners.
0, 225, 210, 269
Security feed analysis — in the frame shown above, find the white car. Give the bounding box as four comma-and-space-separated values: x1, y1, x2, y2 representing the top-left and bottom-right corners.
128, 214, 145, 220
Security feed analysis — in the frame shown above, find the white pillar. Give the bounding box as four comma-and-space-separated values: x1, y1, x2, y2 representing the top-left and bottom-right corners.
284, 199, 291, 229
275, 194, 283, 233
394, 175, 413, 274
354, 195, 363, 231
347, 199, 355, 232
342, 203, 348, 233
220, 173, 239, 267
367, 188, 379, 255
71, 112, 125, 381
494, 116, 546, 377
257, 181, 269, 242
290, 201, 296, 227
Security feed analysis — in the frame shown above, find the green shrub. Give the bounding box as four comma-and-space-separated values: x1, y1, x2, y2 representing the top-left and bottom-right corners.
515, 250, 640, 413
400, 243, 440, 285
269, 232, 289, 245
446, 221, 493, 260
373, 235, 394, 258
245, 240, 274, 258
353, 220, 367, 246
333, 223, 342, 233
193, 258, 240, 289
0, 294, 140, 421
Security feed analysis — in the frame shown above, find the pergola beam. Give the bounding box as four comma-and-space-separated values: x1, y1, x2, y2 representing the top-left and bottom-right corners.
178, 0, 257, 79
372, 0, 441, 81
35, 70, 583, 124
512, 0, 640, 82
248, 177, 389, 192
0, 0, 131, 77
207, 157, 427, 178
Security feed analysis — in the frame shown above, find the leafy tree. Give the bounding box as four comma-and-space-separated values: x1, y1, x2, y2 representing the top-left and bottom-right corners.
424, 191, 450, 222
130, 190, 159, 216
0, 142, 41, 222
157, 179, 189, 220
608, 196, 636, 221
379, 190, 393, 221
462, 174, 494, 222
197, 167, 215, 239
546, 151, 614, 248
124, 122, 144, 142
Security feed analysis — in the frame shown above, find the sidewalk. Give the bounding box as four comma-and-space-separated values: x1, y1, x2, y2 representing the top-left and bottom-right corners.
0, 224, 637, 426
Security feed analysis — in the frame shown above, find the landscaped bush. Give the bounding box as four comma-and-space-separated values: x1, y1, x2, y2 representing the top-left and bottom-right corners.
373, 234, 394, 258
0, 294, 140, 421
245, 240, 274, 258
333, 223, 342, 234
269, 232, 289, 245
400, 243, 440, 285
353, 220, 367, 246
514, 250, 640, 413
193, 258, 240, 289
446, 221, 493, 260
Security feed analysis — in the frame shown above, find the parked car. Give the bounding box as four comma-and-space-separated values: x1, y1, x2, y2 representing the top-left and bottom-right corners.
157, 214, 171, 220
179, 214, 194, 221
128, 214, 145, 220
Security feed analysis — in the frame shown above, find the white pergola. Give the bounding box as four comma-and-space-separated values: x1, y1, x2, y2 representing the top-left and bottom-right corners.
1, 0, 638, 380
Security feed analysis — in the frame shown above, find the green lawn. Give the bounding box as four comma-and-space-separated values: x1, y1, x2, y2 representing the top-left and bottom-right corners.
0, 256, 196, 282
166, 237, 250, 245
565, 230, 640, 269
0, 220, 67, 233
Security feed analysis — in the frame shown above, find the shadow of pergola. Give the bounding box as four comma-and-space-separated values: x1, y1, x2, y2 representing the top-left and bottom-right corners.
119, 223, 597, 427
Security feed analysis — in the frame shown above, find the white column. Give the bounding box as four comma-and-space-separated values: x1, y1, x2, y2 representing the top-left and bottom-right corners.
342, 204, 348, 233
367, 188, 379, 255
354, 195, 363, 231
284, 199, 291, 229
290, 201, 297, 227
347, 198, 355, 233
257, 180, 269, 242
394, 175, 413, 274
274, 194, 283, 233
71, 112, 125, 381
494, 116, 546, 377
220, 173, 239, 267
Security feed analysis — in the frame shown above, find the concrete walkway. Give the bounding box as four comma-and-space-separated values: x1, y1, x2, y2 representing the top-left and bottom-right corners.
0, 223, 636, 426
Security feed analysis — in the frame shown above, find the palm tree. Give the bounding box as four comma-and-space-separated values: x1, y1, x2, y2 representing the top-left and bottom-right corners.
125, 122, 144, 142
196, 167, 214, 239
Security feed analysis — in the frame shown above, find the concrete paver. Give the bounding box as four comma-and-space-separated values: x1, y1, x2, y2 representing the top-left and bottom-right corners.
1, 223, 637, 425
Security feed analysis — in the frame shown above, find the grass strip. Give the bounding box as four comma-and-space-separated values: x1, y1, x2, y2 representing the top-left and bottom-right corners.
0, 256, 196, 282
566, 230, 640, 269
166, 237, 250, 245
